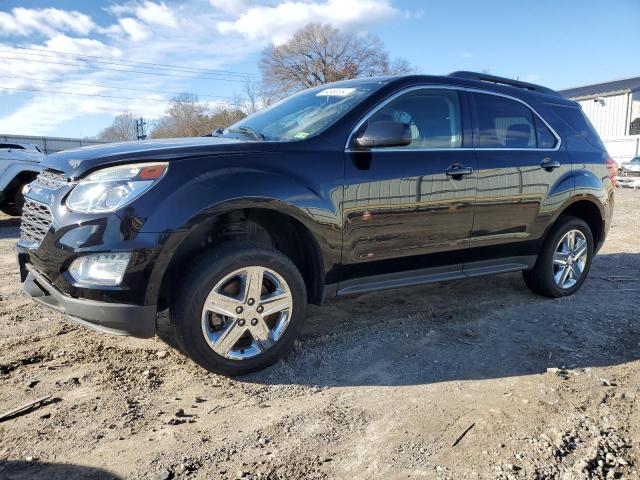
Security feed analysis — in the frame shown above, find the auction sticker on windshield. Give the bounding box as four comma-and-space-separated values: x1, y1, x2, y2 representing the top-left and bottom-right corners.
316, 88, 356, 97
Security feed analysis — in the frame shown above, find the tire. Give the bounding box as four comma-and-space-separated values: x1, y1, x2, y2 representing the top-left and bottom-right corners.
523, 215, 594, 298
1, 186, 25, 217
169, 243, 307, 376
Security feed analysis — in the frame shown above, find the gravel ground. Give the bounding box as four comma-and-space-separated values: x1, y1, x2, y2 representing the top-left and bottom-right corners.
0, 189, 639, 480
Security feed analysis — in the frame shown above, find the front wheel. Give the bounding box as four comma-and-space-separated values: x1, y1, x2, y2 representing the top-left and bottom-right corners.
170, 243, 307, 376
523, 215, 593, 298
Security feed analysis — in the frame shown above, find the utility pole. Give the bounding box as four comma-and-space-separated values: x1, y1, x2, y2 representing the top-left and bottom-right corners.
136, 118, 147, 140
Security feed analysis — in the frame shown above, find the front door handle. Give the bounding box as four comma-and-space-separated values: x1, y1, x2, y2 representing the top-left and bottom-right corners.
445, 164, 474, 179
540, 158, 561, 171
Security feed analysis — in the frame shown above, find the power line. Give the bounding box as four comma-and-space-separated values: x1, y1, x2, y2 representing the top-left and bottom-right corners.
0, 54, 254, 83
0, 85, 173, 103
0, 43, 259, 78
0, 74, 235, 100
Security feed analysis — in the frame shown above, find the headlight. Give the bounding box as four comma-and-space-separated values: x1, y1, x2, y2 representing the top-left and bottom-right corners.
66, 163, 168, 213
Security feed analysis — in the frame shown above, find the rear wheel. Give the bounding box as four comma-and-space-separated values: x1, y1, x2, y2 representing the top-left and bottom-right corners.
523, 215, 593, 298
170, 243, 307, 376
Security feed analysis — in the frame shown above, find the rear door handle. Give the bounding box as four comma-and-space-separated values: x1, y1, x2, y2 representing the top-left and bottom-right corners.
540, 158, 561, 171
445, 164, 474, 179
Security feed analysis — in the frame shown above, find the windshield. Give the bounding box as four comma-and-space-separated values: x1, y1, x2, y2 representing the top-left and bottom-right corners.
222, 81, 386, 142
626, 157, 640, 165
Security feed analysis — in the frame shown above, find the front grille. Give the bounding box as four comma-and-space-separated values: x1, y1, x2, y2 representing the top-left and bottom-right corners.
33, 169, 68, 189
620, 169, 640, 178
20, 199, 52, 248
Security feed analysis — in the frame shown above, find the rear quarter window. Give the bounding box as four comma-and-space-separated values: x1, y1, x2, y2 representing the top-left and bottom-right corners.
548, 104, 606, 151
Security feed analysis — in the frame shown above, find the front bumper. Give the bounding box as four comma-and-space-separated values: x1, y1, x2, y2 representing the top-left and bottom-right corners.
22, 263, 157, 338
618, 176, 640, 188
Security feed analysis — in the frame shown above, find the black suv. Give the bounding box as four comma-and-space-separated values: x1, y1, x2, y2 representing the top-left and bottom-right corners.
17, 72, 615, 375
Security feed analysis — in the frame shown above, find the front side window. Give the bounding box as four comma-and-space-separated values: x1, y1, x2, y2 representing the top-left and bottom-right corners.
366, 89, 463, 148
473, 93, 538, 148
221, 82, 386, 142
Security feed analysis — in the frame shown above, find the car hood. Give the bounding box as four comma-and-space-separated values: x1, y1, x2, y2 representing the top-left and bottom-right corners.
41, 137, 275, 179
620, 163, 640, 172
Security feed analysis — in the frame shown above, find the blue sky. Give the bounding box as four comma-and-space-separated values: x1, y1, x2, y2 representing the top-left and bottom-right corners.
0, 0, 638, 138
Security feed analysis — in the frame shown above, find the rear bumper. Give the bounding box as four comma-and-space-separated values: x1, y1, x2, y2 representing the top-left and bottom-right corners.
23, 265, 157, 338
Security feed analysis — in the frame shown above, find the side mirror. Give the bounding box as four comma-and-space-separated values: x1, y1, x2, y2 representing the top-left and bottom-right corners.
354, 121, 412, 148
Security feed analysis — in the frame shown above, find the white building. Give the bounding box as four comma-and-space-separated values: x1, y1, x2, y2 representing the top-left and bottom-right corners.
558, 76, 640, 164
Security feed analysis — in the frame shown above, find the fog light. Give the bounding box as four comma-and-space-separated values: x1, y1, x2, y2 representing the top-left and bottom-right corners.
68, 253, 131, 286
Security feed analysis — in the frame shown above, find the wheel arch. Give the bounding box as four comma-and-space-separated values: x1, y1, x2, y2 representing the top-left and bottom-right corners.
550, 196, 606, 251
148, 201, 328, 311
0, 167, 40, 200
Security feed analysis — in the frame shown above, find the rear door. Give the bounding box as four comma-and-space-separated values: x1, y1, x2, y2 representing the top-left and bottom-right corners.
340, 87, 477, 286
467, 91, 572, 264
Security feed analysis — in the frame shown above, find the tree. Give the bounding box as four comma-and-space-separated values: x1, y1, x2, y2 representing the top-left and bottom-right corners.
149, 93, 245, 138
242, 78, 261, 115
97, 112, 138, 141
260, 23, 414, 99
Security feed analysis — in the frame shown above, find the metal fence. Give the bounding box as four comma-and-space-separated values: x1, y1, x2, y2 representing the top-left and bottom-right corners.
0, 134, 109, 154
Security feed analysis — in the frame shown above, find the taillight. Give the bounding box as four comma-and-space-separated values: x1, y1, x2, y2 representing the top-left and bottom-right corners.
606, 158, 618, 187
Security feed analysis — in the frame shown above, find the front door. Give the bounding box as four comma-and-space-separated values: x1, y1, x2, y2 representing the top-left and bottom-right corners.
340, 87, 477, 286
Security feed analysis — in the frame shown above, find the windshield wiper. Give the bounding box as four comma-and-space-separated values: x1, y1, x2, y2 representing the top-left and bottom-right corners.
226, 126, 265, 141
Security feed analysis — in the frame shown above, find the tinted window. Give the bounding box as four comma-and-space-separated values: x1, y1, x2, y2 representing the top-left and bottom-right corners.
368, 89, 463, 148
550, 104, 606, 151
534, 115, 557, 149
474, 93, 536, 148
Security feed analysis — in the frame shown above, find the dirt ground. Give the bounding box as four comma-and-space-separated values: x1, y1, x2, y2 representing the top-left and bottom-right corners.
0, 190, 639, 480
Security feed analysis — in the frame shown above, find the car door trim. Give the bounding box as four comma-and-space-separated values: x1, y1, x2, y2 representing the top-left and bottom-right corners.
344, 85, 562, 152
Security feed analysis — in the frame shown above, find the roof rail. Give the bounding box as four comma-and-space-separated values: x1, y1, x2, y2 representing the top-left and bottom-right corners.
449, 71, 560, 97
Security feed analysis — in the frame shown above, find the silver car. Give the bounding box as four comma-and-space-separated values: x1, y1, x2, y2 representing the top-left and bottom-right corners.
617, 156, 640, 189
0, 143, 44, 216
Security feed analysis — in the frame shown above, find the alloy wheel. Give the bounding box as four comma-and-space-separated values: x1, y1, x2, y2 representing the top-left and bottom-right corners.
201, 266, 293, 360
553, 229, 588, 289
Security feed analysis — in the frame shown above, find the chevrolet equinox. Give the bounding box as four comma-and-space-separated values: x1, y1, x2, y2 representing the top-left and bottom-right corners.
17, 72, 615, 375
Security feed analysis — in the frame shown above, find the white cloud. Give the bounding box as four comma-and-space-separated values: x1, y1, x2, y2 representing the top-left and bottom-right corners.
0, 90, 167, 135
44, 35, 123, 58
118, 18, 151, 41
0, 0, 405, 136
108, 1, 178, 28
209, 0, 248, 15
404, 8, 424, 20
216, 0, 397, 44
0, 7, 96, 38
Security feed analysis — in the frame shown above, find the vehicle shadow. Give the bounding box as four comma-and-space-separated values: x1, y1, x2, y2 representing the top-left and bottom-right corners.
247, 252, 640, 387
0, 460, 122, 480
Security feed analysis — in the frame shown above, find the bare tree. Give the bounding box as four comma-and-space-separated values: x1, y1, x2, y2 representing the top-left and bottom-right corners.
97, 112, 138, 141
149, 93, 245, 138
260, 23, 414, 98
243, 78, 261, 114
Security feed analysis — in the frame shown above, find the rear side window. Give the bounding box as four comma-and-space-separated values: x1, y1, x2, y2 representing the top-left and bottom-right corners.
473, 93, 536, 148
472, 93, 557, 149
550, 104, 606, 151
